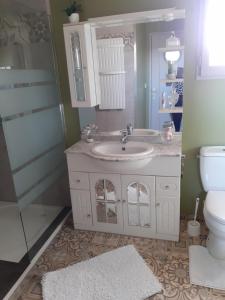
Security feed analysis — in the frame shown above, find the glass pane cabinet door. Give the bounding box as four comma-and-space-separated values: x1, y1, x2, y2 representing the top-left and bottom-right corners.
90, 174, 123, 232
95, 179, 117, 224
70, 32, 85, 102
127, 183, 150, 227
122, 175, 156, 237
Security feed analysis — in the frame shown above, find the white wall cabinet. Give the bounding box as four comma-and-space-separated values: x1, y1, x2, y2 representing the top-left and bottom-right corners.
63, 23, 100, 107
68, 169, 180, 241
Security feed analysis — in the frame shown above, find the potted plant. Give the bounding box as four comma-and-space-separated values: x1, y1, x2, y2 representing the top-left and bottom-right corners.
64, 1, 81, 23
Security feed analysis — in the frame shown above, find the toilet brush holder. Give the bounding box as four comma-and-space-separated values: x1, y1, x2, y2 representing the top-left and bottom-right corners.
187, 220, 200, 237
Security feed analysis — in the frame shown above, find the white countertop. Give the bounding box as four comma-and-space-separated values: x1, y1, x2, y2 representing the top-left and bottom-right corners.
65, 138, 182, 161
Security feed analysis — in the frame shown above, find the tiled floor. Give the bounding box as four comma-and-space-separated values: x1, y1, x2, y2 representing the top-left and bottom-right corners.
10, 215, 225, 300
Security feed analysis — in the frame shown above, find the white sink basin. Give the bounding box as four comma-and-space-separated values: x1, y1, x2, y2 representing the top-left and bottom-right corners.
91, 141, 153, 171
92, 141, 153, 159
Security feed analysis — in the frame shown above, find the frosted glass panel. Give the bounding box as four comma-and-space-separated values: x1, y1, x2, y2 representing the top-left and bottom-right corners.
0, 70, 54, 85
0, 4, 68, 294
13, 144, 65, 197
3, 107, 64, 170
0, 85, 59, 118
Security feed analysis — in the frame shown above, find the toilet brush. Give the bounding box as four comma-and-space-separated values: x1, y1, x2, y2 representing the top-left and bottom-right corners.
187, 197, 201, 237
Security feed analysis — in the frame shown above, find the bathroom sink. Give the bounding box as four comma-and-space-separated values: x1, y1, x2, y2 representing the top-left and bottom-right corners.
91, 141, 153, 171
92, 141, 153, 158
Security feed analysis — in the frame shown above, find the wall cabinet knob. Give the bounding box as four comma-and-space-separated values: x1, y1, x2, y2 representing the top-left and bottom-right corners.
156, 203, 160, 207
122, 199, 126, 203
117, 199, 121, 202
76, 179, 81, 183
87, 214, 91, 218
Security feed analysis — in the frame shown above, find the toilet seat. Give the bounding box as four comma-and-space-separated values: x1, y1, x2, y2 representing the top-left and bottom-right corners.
205, 191, 225, 225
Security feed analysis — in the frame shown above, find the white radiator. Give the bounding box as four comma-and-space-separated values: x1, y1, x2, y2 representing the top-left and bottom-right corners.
97, 38, 126, 110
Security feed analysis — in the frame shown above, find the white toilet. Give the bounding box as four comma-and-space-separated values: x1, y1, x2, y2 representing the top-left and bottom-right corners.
200, 146, 225, 260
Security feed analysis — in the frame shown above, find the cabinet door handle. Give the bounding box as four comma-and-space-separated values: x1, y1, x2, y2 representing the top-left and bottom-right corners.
122, 199, 126, 203
164, 185, 169, 189
156, 203, 160, 207
117, 199, 121, 203
87, 214, 91, 218
76, 179, 81, 183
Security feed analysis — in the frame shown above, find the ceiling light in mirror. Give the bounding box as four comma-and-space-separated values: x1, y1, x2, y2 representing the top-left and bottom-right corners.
164, 51, 181, 62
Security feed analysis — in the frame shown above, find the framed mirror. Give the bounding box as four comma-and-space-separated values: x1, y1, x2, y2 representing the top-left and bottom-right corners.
78, 9, 185, 134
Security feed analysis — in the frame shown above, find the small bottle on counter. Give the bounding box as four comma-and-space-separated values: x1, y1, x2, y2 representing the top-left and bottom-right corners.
161, 121, 175, 143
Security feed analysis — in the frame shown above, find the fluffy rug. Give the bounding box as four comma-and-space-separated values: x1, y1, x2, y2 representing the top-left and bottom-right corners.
42, 245, 162, 300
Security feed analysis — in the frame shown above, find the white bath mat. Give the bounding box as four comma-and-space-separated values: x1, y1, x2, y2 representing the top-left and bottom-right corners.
42, 245, 162, 300
189, 245, 225, 290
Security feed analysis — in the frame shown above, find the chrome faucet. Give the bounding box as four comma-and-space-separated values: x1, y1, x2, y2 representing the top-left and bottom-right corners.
126, 123, 133, 135
121, 129, 128, 144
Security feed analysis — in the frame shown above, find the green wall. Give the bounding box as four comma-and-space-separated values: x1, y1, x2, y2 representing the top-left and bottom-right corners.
51, 0, 225, 214
50, 0, 81, 147
182, 1, 225, 213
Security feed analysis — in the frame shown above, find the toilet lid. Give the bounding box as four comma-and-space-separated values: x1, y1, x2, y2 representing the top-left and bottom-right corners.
205, 191, 225, 224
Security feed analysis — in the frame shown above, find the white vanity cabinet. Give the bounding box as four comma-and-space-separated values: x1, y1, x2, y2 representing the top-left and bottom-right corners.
63, 23, 100, 107
67, 154, 181, 241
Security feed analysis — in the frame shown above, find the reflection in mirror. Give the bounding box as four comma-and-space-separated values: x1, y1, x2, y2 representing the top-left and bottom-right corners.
79, 16, 185, 133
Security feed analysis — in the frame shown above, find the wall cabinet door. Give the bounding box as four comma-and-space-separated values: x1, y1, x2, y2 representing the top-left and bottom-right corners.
156, 177, 180, 236
63, 23, 100, 107
90, 173, 123, 233
70, 189, 92, 227
122, 175, 156, 238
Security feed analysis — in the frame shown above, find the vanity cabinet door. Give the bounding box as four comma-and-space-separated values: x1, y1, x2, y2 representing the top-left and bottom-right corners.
70, 190, 93, 228
121, 175, 156, 238
63, 23, 100, 107
90, 173, 123, 234
156, 177, 180, 237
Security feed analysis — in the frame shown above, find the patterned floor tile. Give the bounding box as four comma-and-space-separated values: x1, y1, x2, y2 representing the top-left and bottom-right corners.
9, 216, 225, 300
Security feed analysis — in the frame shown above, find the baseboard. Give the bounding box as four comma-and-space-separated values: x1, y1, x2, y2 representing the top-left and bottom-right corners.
3, 211, 71, 300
